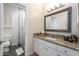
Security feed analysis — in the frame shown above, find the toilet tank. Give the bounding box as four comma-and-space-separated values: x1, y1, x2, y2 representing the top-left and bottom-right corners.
2, 34, 11, 42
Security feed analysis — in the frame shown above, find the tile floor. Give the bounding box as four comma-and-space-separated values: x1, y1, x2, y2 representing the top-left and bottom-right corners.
4, 45, 25, 56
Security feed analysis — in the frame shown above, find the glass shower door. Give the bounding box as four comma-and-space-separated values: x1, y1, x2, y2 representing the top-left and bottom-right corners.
18, 8, 25, 49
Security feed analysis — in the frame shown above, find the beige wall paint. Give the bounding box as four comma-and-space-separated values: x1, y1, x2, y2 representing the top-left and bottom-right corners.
25, 3, 45, 55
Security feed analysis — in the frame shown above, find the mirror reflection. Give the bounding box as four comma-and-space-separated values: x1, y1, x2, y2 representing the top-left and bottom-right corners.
46, 11, 68, 30
44, 7, 71, 32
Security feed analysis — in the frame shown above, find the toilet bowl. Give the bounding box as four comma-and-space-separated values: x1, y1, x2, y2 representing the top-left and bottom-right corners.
3, 47, 9, 53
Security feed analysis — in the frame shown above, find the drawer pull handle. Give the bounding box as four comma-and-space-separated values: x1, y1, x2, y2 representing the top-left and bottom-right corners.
65, 50, 67, 53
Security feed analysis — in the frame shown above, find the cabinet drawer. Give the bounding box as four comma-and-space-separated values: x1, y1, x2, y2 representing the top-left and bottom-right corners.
56, 45, 66, 54
38, 39, 57, 50
45, 41, 57, 50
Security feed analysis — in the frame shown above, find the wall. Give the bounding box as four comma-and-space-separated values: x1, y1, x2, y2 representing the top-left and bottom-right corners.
0, 3, 3, 56
25, 3, 45, 55
44, 3, 78, 36
78, 4, 79, 37
0, 3, 3, 41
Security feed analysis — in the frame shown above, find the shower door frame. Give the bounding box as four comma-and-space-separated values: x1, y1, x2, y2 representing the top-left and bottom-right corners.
17, 5, 26, 49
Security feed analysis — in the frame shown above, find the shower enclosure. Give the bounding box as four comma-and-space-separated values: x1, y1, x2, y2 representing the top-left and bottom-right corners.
3, 3, 26, 56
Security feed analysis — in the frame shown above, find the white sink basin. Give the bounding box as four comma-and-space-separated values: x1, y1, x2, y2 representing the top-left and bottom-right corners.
45, 37, 57, 40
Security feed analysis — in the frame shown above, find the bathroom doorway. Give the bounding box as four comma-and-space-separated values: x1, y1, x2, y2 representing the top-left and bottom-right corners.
3, 3, 26, 56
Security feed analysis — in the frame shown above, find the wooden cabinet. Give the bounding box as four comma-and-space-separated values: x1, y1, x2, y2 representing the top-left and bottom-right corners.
34, 38, 79, 56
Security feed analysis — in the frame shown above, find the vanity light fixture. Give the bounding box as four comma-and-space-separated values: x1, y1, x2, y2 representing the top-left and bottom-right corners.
46, 3, 65, 13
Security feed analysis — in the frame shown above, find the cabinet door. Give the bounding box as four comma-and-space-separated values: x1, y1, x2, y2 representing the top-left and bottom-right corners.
34, 38, 46, 56
34, 38, 39, 55
46, 47, 57, 56
39, 43, 47, 56
46, 46, 66, 56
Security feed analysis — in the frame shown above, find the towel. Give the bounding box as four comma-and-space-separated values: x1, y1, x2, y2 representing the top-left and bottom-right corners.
16, 47, 24, 56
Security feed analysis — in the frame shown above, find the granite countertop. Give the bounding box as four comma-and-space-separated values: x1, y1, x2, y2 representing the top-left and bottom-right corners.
34, 34, 79, 51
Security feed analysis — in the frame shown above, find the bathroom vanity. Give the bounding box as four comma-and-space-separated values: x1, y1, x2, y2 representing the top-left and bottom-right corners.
33, 6, 79, 56
33, 34, 79, 56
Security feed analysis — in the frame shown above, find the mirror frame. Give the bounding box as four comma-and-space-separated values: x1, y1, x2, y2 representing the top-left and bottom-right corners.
44, 7, 72, 33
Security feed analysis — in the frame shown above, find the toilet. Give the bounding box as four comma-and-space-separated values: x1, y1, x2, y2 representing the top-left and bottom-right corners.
2, 41, 10, 53
2, 34, 11, 53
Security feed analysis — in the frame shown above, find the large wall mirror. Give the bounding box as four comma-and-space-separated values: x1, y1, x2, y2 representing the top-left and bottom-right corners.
44, 7, 72, 32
